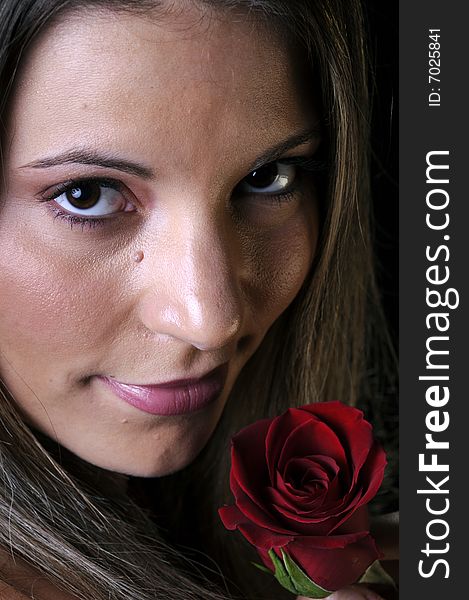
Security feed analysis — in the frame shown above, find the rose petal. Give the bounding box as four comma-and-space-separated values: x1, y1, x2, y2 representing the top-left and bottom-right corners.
283, 455, 343, 510
327, 444, 386, 532
286, 455, 339, 487
355, 442, 387, 506
272, 459, 332, 514
218, 503, 246, 531
322, 468, 342, 501
293, 529, 370, 550
284, 457, 330, 493
286, 532, 382, 591
276, 457, 336, 495
266, 455, 369, 535
219, 400, 387, 590
278, 474, 320, 500
310, 489, 365, 532
267, 485, 327, 518
270, 486, 370, 536
299, 403, 374, 476
332, 505, 370, 536
236, 520, 294, 550
230, 418, 273, 512
265, 410, 314, 482
231, 417, 271, 487
269, 501, 341, 536
271, 471, 329, 516
219, 504, 294, 550
276, 457, 339, 504
257, 530, 372, 572
230, 470, 295, 535
326, 477, 386, 533
277, 418, 348, 476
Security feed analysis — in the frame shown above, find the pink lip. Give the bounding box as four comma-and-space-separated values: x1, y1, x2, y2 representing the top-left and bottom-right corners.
97, 363, 229, 416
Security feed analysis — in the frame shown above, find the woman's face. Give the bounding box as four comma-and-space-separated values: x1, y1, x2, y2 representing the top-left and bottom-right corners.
0, 3, 320, 476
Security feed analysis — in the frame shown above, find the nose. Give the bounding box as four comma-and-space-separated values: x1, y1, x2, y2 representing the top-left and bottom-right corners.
138, 209, 246, 352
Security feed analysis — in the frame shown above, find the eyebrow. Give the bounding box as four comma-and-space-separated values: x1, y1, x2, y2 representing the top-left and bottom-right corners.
19, 126, 321, 178
20, 149, 155, 179
248, 126, 322, 172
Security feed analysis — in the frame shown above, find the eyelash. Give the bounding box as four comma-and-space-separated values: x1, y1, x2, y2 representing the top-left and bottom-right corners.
48, 204, 107, 231
40, 158, 327, 231
249, 156, 326, 206
40, 176, 128, 231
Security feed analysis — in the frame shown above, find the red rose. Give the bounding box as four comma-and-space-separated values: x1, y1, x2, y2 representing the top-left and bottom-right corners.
219, 401, 387, 594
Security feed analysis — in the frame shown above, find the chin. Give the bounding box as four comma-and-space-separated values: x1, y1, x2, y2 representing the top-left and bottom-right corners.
116, 454, 200, 478
25, 384, 226, 480
68, 424, 215, 479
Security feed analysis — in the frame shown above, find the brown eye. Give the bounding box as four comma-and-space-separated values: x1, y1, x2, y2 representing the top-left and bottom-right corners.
238, 162, 296, 194
245, 163, 279, 189
52, 180, 130, 217
66, 183, 101, 209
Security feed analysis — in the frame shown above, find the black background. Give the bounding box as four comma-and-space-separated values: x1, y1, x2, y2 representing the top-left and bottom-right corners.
365, 2, 398, 346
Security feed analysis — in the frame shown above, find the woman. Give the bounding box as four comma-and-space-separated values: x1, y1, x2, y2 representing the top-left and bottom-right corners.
0, 0, 397, 598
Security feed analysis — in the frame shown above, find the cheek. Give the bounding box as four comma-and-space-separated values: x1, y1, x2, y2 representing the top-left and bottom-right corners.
246, 205, 317, 329
0, 196, 317, 384
0, 216, 126, 379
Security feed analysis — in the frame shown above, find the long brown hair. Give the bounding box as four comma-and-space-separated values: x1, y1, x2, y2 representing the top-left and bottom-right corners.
0, 1, 396, 599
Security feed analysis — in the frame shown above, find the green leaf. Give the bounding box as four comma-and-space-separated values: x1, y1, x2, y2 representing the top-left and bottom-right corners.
251, 561, 272, 575
358, 560, 398, 590
280, 549, 333, 599
267, 549, 298, 595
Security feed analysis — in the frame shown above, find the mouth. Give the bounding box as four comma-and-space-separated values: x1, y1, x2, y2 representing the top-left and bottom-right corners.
97, 363, 229, 417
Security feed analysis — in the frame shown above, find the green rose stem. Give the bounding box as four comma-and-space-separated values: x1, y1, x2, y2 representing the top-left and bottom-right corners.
254, 551, 397, 598
254, 549, 333, 599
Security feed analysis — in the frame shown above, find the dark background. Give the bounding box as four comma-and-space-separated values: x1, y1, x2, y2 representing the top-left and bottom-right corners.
365, 2, 398, 346
360, 3, 399, 518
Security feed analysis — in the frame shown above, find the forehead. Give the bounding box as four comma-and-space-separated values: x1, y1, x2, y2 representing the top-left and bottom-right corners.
8, 4, 316, 169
